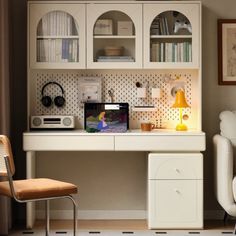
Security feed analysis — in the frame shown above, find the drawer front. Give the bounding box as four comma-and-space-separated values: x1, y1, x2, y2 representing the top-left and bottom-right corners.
148, 153, 203, 180
148, 180, 203, 229
115, 135, 205, 151
23, 135, 114, 151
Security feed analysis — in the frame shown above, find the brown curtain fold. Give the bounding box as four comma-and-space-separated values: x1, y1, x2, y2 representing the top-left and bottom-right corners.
0, 0, 12, 234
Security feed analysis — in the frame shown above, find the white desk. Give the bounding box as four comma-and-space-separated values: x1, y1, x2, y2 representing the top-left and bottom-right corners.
23, 129, 205, 228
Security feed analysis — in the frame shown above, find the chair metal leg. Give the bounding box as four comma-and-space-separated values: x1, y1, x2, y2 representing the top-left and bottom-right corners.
45, 200, 50, 236
67, 196, 78, 236
73, 201, 77, 236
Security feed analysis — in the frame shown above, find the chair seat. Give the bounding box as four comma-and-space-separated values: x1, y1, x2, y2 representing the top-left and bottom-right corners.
0, 178, 77, 200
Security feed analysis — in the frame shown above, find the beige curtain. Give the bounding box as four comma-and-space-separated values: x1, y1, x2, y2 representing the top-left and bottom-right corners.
0, 0, 12, 234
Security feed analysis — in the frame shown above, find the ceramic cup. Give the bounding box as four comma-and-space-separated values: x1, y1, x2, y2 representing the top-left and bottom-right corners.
141, 122, 155, 131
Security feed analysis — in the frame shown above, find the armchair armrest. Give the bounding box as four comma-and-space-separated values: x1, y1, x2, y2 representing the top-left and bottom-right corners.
213, 134, 236, 216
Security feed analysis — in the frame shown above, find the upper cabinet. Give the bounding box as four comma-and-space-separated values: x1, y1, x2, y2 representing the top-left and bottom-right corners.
28, 3, 86, 69
28, 2, 201, 69
143, 3, 200, 69
86, 4, 142, 69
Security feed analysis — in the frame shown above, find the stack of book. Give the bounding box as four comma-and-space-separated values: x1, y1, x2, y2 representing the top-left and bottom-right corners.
151, 42, 192, 62
150, 16, 169, 35
37, 39, 78, 62
96, 56, 134, 62
150, 17, 160, 35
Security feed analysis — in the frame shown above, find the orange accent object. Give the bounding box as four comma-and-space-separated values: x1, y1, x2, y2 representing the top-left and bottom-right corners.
171, 90, 190, 108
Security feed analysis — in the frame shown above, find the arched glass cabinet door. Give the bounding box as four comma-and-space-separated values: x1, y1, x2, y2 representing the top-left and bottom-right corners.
87, 4, 142, 69
29, 3, 85, 69
143, 3, 200, 69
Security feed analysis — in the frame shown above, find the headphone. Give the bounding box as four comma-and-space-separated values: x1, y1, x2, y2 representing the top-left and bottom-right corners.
41, 81, 65, 107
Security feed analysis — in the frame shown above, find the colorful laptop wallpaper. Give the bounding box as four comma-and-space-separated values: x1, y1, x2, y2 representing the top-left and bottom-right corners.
84, 103, 129, 133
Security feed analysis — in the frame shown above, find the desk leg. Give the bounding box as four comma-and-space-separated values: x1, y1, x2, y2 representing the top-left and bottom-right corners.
26, 151, 36, 229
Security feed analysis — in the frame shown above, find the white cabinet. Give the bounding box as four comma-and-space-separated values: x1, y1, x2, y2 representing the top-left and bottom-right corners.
28, 1, 201, 69
86, 3, 142, 69
28, 3, 86, 69
143, 3, 201, 69
148, 153, 203, 229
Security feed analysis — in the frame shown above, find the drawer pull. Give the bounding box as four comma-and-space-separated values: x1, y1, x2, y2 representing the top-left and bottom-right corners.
175, 168, 180, 173
175, 189, 181, 194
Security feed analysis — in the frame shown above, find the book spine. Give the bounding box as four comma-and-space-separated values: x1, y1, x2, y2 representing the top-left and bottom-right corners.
189, 43, 192, 62
174, 43, 177, 62
37, 40, 40, 62
151, 43, 156, 62
172, 43, 175, 62
156, 42, 160, 62
164, 17, 169, 35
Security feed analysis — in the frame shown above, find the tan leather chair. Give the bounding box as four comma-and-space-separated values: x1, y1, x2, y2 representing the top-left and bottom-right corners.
0, 135, 78, 235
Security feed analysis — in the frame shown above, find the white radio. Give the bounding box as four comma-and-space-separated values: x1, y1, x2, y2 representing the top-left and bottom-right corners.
30, 115, 75, 129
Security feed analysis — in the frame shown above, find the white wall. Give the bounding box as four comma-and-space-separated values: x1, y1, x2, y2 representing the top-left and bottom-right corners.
36, 151, 147, 216
201, 0, 236, 213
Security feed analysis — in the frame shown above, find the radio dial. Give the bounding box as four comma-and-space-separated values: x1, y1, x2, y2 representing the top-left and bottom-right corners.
63, 117, 72, 126
32, 117, 42, 127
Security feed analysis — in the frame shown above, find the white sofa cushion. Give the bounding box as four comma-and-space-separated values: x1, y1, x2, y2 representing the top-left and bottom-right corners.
220, 110, 236, 146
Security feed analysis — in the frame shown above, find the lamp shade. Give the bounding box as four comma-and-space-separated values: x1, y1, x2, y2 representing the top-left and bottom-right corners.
171, 90, 190, 108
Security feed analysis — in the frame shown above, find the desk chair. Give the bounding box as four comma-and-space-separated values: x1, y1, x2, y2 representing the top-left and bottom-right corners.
0, 135, 78, 235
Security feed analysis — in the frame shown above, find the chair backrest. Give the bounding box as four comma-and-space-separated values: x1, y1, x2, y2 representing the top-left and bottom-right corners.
0, 135, 15, 177
220, 110, 236, 146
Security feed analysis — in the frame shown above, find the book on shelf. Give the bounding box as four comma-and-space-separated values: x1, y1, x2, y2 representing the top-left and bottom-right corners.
151, 17, 169, 35
150, 41, 192, 63
97, 56, 134, 62
151, 43, 160, 62
37, 38, 79, 63
150, 17, 160, 35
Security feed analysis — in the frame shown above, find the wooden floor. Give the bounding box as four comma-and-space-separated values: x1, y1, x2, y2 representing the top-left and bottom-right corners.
33, 220, 235, 231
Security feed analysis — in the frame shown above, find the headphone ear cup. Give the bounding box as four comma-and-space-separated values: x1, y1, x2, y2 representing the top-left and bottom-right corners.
41, 96, 52, 107
54, 96, 65, 107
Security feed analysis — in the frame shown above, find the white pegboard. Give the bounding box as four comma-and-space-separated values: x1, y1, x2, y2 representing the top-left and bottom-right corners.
36, 72, 79, 116
33, 70, 195, 129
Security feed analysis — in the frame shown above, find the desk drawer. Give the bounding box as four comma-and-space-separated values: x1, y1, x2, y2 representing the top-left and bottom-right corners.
115, 135, 205, 151
148, 179, 203, 229
23, 135, 114, 151
148, 153, 203, 180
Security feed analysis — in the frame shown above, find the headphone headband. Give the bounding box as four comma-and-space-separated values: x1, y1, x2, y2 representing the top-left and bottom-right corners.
41, 81, 64, 96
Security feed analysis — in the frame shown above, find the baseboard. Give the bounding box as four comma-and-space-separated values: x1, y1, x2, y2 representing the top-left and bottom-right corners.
204, 210, 225, 220
36, 210, 147, 220
36, 209, 227, 220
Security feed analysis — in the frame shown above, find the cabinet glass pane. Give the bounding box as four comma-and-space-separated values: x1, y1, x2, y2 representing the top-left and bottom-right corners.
93, 11, 136, 63
36, 11, 79, 63
150, 11, 192, 63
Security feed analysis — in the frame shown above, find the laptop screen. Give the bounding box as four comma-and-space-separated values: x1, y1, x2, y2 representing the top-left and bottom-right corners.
84, 103, 129, 133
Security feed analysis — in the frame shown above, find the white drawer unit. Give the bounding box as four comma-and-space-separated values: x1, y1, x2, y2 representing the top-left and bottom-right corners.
148, 153, 203, 229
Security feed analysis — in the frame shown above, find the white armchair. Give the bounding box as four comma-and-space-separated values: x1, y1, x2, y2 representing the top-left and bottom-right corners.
213, 111, 236, 220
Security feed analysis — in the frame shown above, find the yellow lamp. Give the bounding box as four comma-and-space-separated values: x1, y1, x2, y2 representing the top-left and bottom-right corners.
171, 90, 190, 131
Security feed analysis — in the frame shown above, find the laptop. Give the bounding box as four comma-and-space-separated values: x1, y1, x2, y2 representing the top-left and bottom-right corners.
84, 103, 129, 133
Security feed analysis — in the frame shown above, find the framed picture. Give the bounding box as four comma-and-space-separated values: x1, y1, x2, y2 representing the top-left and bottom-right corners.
218, 19, 236, 85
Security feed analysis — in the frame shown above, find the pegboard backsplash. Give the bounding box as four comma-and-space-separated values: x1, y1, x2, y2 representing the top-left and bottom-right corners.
31, 70, 198, 129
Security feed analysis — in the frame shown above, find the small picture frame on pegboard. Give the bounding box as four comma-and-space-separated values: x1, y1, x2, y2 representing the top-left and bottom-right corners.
78, 77, 102, 108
